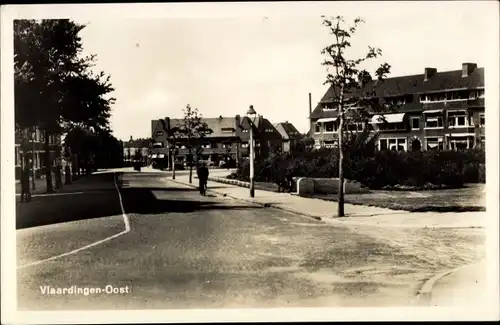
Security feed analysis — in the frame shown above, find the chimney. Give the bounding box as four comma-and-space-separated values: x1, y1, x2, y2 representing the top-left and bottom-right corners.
462, 62, 477, 77
308, 93, 312, 119
235, 114, 241, 129
424, 67, 437, 81
165, 117, 170, 130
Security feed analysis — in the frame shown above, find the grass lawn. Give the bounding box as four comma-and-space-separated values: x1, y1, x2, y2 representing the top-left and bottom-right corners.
244, 179, 486, 212
307, 184, 486, 212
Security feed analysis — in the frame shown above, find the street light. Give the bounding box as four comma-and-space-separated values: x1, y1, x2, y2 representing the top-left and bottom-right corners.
246, 105, 257, 198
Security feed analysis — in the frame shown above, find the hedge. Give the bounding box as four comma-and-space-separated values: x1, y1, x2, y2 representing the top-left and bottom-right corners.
229, 148, 485, 190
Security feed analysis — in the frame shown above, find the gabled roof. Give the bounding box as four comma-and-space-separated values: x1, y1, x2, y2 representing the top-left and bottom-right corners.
165, 116, 238, 138
274, 122, 300, 140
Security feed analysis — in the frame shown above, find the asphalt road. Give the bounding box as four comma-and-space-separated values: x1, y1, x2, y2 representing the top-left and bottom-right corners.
16, 171, 479, 310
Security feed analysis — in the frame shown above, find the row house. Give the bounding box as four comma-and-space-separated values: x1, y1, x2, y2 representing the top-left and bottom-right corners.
150, 114, 283, 168
15, 126, 62, 180
309, 62, 485, 151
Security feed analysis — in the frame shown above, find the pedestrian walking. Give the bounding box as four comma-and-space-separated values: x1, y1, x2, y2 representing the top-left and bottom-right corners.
198, 162, 209, 195
20, 162, 31, 203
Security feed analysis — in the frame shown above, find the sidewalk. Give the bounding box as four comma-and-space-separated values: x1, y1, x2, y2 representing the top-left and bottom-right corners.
426, 260, 488, 307
160, 172, 486, 229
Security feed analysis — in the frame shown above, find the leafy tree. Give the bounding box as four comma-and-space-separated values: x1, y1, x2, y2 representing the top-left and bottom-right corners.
14, 19, 115, 191
173, 104, 213, 183
320, 15, 392, 217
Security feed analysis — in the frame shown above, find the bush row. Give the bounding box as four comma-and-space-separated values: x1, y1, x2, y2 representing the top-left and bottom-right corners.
229, 148, 485, 190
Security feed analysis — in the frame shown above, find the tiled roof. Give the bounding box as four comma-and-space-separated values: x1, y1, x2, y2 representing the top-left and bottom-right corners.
311, 66, 485, 120
274, 122, 300, 139
166, 116, 238, 138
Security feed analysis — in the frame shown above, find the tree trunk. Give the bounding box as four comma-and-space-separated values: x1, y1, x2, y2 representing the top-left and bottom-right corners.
188, 148, 193, 184
337, 88, 345, 218
44, 129, 54, 193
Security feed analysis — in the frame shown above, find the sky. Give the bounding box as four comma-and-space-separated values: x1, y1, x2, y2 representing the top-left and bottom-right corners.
57, 1, 498, 141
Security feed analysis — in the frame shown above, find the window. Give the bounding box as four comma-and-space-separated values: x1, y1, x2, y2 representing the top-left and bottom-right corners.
241, 143, 249, 148
425, 116, 443, 128
379, 139, 388, 150
448, 111, 467, 127
379, 122, 406, 131
379, 138, 407, 151
426, 137, 444, 150
481, 136, 485, 147
265, 128, 274, 133
180, 145, 186, 149
469, 89, 485, 99
324, 140, 337, 148
315, 123, 321, 133
153, 142, 163, 148
450, 136, 473, 150
479, 113, 485, 127
324, 122, 335, 132
242, 129, 249, 133
411, 117, 420, 130
201, 144, 211, 149
347, 122, 363, 131
156, 131, 163, 137
15, 146, 20, 166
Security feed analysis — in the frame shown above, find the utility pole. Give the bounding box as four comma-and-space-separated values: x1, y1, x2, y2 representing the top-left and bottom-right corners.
31, 127, 36, 191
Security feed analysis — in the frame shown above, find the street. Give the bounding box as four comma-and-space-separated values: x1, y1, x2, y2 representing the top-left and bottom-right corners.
16, 170, 485, 310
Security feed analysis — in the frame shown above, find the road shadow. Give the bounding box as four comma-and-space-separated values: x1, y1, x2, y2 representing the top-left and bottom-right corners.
121, 188, 263, 215
16, 189, 123, 230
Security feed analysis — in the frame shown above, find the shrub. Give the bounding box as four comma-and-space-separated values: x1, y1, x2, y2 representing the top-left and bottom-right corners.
228, 143, 485, 189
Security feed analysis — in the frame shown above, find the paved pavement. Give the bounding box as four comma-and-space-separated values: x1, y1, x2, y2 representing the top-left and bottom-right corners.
161, 171, 486, 229
15, 168, 487, 311
429, 260, 488, 307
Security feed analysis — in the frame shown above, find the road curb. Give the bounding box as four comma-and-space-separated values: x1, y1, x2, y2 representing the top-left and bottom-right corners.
168, 178, 323, 222
415, 261, 484, 306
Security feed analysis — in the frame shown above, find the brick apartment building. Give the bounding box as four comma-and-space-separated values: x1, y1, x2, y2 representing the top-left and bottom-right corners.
15, 126, 62, 180
309, 62, 485, 151
150, 114, 283, 168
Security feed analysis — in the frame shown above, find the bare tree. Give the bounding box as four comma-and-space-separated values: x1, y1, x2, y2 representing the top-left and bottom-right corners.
321, 15, 392, 217
173, 105, 213, 184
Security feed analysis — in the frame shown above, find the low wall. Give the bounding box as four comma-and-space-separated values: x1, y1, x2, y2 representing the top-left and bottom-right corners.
207, 176, 250, 188
296, 177, 370, 196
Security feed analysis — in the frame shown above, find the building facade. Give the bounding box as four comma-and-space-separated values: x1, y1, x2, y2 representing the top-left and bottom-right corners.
273, 121, 301, 153
15, 126, 62, 180
151, 114, 283, 168
309, 63, 485, 151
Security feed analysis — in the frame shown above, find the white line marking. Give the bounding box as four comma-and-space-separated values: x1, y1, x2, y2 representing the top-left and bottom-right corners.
16, 192, 86, 197
17, 173, 130, 270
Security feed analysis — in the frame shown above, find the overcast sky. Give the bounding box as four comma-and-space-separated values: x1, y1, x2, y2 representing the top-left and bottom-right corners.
37, 1, 497, 140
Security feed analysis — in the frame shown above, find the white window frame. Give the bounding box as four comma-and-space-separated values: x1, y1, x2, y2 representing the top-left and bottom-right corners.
378, 137, 407, 151
449, 136, 474, 150
410, 117, 420, 130
425, 137, 444, 150
424, 115, 444, 129
447, 110, 469, 128
346, 121, 364, 132
314, 123, 321, 133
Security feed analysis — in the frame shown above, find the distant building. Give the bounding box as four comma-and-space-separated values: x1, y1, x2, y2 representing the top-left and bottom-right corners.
309, 62, 485, 151
123, 136, 150, 165
273, 121, 301, 152
150, 114, 282, 168
15, 126, 62, 180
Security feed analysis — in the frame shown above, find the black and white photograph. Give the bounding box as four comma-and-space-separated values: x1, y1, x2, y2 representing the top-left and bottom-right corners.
1, 1, 499, 323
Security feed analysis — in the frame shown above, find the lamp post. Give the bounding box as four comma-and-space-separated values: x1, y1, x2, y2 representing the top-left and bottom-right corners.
246, 105, 257, 198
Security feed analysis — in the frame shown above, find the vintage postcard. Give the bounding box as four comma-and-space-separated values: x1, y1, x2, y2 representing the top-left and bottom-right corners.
1, 1, 499, 323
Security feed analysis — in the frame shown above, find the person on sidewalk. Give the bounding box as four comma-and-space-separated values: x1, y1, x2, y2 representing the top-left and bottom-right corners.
198, 162, 209, 195
20, 162, 31, 203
